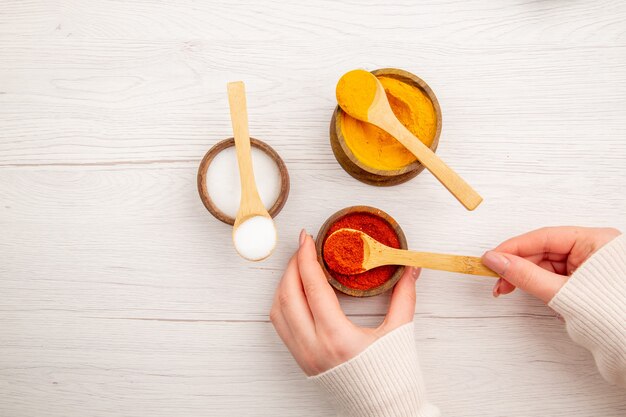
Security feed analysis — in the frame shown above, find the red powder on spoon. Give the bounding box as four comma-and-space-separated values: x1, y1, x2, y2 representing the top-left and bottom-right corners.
323, 229, 366, 275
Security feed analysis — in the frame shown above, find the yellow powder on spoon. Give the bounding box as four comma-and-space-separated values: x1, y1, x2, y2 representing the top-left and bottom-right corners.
340, 75, 437, 171
335, 69, 379, 121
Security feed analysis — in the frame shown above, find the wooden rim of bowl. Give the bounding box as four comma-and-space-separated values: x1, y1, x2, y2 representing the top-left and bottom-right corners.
333, 68, 442, 178
197, 137, 290, 225
315, 205, 408, 297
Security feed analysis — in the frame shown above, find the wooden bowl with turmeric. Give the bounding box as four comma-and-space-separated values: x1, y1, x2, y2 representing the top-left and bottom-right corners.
330, 68, 442, 186
315, 206, 408, 297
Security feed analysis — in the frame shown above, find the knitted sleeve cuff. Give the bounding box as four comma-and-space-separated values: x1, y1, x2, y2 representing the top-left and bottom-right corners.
548, 234, 626, 388
309, 323, 440, 417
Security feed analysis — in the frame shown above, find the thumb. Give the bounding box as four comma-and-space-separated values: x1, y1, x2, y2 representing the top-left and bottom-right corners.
380, 267, 420, 332
482, 251, 567, 303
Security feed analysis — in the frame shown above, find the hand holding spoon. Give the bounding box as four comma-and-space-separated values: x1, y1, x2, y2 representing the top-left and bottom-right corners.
336, 70, 483, 211
227, 81, 277, 261
324, 228, 497, 277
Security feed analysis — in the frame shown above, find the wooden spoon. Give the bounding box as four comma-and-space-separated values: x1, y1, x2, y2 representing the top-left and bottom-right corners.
324, 228, 497, 277
227, 81, 276, 261
336, 69, 483, 211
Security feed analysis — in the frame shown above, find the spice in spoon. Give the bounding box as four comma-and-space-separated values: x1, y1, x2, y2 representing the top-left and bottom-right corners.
323, 229, 366, 275
233, 215, 277, 261
336, 69, 378, 120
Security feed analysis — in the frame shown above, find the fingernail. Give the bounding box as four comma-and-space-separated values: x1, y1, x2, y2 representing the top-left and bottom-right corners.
411, 267, 421, 280
492, 278, 501, 298
299, 229, 307, 246
482, 251, 510, 276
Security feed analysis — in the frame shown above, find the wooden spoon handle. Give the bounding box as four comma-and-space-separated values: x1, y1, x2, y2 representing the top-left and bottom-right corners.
383, 117, 483, 211
383, 248, 498, 277
227, 82, 263, 213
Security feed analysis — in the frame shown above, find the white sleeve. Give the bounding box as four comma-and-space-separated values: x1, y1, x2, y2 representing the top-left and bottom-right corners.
548, 234, 626, 388
310, 322, 440, 417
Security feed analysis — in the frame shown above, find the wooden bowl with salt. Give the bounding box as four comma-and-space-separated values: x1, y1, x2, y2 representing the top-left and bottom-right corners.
330, 68, 442, 186
315, 205, 408, 297
197, 137, 290, 225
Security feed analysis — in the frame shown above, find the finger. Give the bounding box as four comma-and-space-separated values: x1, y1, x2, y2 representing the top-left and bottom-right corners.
380, 267, 419, 332
270, 296, 293, 348
297, 231, 347, 327
493, 259, 566, 297
269, 304, 313, 373
493, 278, 516, 297
495, 227, 580, 257
277, 253, 315, 341
482, 251, 567, 303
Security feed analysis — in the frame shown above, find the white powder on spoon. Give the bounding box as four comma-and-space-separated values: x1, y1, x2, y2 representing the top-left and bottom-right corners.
206, 146, 281, 219
233, 216, 277, 261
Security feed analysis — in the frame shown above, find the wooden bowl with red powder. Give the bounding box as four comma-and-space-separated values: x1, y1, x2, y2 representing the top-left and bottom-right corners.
315, 206, 408, 297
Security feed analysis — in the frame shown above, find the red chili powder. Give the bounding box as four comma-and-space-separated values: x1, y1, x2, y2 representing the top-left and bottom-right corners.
323, 212, 401, 290
323, 229, 366, 275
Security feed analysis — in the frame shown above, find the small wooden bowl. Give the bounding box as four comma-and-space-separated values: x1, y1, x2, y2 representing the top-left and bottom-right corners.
330, 68, 442, 186
315, 206, 408, 297
197, 137, 290, 225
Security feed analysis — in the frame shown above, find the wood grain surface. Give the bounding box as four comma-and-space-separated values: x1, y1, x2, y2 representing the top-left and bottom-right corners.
1, 1, 625, 416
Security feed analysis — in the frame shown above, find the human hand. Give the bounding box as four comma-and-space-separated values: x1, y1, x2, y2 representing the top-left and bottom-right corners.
270, 229, 420, 376
482, 226, 621, 303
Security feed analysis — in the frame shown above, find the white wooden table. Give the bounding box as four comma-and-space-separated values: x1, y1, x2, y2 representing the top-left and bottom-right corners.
1, 1, 625, 416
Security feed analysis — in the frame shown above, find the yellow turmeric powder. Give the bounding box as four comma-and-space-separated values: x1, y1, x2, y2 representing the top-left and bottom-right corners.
335, 69, 379, 121
340, 75, 437, 171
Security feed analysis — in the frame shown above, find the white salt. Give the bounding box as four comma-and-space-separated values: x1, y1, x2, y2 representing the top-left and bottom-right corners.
206, 146, 281, 219
233, 216, 277, 261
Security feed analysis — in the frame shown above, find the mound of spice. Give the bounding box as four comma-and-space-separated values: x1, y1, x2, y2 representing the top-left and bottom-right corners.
323, 229, 366, 275
322, 212, 400, 290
